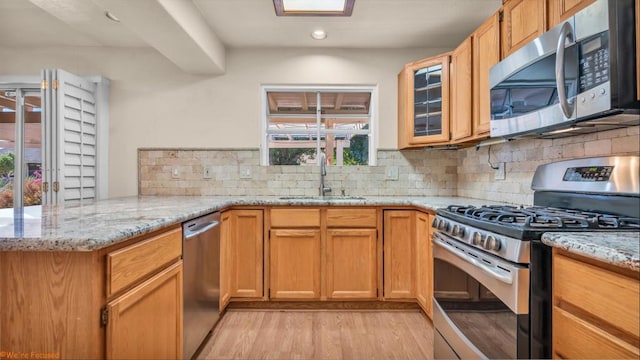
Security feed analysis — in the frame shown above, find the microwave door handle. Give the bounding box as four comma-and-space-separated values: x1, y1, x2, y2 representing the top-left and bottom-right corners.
555, 21, 575, 118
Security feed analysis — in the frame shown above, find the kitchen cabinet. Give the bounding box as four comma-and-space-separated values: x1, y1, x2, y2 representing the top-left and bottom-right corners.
270, 229, 322, 299
106, 262, 183, 359
415, 212, 433, 318
326, 229, 377, 299
325, 208, 379, 299
398, 54, 451, 148
547, 0, 596, 28
0, 225, 183, 360
220, 211, 232, 311
268, 207, 379, 300
226, 209, 264, 298
383, 210, 416, 299
473, 11, 501, 136
552, 249, 639, 359
501, 0, 546, 58
450, 36, 474, 142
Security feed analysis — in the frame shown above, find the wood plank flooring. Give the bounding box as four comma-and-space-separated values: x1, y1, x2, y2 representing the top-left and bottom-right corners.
197, 310, 434, 360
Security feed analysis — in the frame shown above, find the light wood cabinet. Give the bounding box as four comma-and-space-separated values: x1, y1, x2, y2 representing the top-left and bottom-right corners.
450, 36, 474, 142
0, 225, 184, 360
269, 229, 322, 299
227, 209, 264, 298
326, 229, 378, 299
552, 249, 640, 359
501, 0, 547, 58
398, 54, 451, 148
547, 0, 596, 28
383, 210, 416, 299
473, 11, 501, 136
219, 211, 232, 311
106, 261, 183, 359
415, 212, 433, 318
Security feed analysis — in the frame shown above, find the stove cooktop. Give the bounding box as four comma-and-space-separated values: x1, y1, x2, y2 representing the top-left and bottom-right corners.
437, 205, 640, 240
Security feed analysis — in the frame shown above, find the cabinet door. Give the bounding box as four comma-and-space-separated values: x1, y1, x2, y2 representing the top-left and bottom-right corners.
270, 229, 321, 299
326, 229, 377, 299
230, 209, 263, 298
450, 36, 474, 142
415, 212, 433, 317
473, 12, 500, 136
220, 211, 232, 311
398, 54, 451, 148
106, 261, 183, 360
383, 211, 416, 299
548, 0, 596, 28
502, 0, 546, 58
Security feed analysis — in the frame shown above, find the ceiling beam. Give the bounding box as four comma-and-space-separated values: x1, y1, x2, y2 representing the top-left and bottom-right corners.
91, 0, 226, 75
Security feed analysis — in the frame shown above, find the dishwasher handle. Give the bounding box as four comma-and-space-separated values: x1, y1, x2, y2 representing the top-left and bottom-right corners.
184, 221, 219, 240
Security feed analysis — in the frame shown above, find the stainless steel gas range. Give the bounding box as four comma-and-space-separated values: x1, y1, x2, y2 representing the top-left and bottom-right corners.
432, 155, 640, 359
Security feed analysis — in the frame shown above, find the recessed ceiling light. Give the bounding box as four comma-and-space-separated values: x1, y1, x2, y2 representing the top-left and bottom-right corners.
273, 0, 354, 16
311, 30, 327, 40
105, 11, 120, 22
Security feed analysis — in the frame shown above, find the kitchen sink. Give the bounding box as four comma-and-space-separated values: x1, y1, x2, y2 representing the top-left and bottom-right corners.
278, 196, 366, 200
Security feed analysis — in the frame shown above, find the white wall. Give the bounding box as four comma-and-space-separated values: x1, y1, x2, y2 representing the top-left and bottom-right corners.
0, 46, 446, 196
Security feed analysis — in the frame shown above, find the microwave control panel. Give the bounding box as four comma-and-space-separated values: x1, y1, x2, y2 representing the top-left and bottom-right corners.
579, 32, 609, 93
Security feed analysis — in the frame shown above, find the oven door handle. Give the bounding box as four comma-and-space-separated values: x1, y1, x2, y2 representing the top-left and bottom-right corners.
433, 233, 513, 285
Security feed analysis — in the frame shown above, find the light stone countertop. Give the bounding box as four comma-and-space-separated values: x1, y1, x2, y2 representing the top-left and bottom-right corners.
541, 232, 640, 272
2, 195, 638, 273
0, 195, 498, 251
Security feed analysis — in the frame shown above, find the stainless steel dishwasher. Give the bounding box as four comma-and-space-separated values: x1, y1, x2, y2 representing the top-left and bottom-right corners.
182, 212, 221, 359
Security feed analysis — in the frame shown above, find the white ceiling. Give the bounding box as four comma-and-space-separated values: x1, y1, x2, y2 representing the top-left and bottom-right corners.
0, 0, 501, 73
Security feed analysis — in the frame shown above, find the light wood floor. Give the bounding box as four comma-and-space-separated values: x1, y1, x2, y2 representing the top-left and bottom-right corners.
197, 310, 434, 360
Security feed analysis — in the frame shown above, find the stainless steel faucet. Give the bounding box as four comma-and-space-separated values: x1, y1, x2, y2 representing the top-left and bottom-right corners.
319, 152, 332, 197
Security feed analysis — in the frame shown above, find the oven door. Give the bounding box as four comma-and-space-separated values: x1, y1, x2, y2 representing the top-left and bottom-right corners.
432, 231, 530, 359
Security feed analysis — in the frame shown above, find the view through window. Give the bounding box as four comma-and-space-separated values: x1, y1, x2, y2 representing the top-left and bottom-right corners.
262, 86, 375, 166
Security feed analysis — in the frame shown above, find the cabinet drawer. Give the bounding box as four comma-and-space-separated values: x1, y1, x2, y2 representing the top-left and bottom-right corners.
270, 208, 320, 228
107, 227, 182, 297
553, 251, 640, 339
326, 208, 377, 228
553, 306, 639, 359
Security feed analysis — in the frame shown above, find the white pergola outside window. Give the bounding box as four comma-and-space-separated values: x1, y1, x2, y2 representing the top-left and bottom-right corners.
261, 85, 377, 166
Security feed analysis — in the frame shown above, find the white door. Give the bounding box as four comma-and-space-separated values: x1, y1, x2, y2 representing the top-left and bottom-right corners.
41, 69, 108, 205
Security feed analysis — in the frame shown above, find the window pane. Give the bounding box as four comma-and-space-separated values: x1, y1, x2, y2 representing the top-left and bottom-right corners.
321, 133, 368, 166
320, 92, 370, 114
269, 134, 317, 165
267, 91, 316, 114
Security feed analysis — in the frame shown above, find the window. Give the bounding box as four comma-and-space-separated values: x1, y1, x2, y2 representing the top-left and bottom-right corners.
261, 85, 376, 166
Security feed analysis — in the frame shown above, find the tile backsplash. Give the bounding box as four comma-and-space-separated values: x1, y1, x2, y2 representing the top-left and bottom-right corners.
138, 148, 458, 197
138, 126, 638, 204
456, 126, 639, 205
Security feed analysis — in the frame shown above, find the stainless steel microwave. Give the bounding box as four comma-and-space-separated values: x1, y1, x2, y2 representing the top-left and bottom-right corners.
489, 0, 639, 139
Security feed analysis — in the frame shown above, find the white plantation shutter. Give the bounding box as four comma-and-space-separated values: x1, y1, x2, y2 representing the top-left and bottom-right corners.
40, 69, 107, 204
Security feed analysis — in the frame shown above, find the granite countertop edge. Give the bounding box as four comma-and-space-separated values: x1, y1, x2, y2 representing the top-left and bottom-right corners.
541, 232, 640, 272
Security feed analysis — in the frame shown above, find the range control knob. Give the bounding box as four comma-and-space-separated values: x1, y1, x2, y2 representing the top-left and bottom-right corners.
485, 235, 502, 251
472, 232, 483, 246
432, 217, 439, 228
452, 224, 465, 237
438, 220, 449, 231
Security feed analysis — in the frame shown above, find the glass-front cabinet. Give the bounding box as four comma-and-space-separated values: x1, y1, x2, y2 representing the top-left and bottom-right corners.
398, 54, 451, 148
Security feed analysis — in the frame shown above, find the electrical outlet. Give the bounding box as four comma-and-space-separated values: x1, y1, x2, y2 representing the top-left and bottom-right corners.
494, 162, 506, 180
171, 166, 180, 179
203, 165, 214, 179
386, 166, 399, 181
239, 166, 252, 179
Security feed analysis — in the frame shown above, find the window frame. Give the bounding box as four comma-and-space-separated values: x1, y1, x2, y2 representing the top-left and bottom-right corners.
260, 84, 377, 166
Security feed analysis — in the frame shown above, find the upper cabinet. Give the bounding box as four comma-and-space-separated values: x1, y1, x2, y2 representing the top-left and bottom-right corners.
501, 0, 546, 58
450, 37, 474, 142
547, 0, 596, 28
473, 12, 501, 136
398, 54, 451, 148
